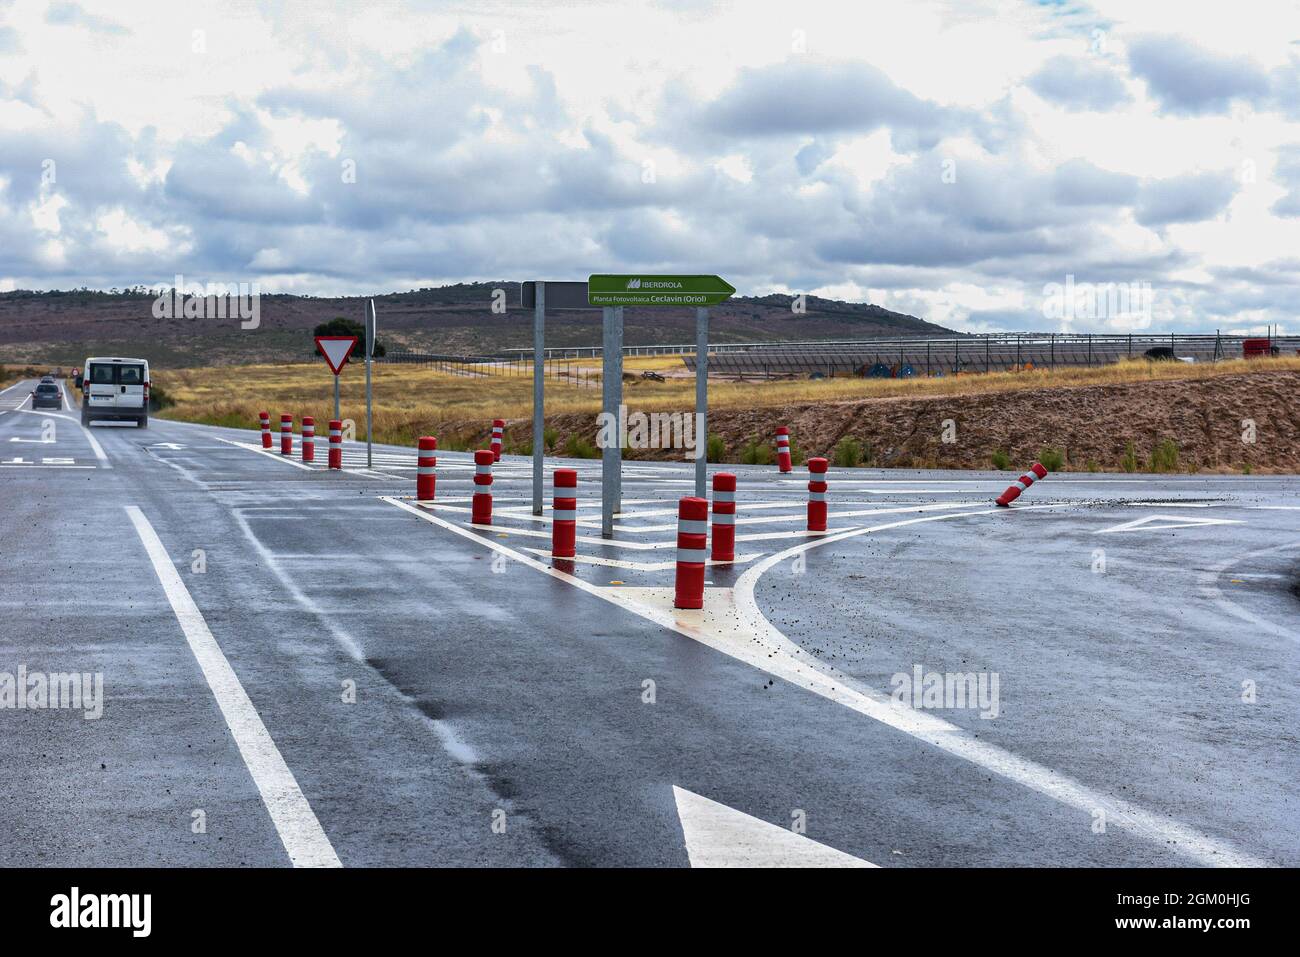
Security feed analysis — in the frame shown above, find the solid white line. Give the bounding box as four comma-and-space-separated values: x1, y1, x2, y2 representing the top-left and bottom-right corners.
125, 505, 342, 868
727, 514, 1269, 868
1198, 541, 1300, 644
216, 437, 315, 470
386, 495, 1267, 868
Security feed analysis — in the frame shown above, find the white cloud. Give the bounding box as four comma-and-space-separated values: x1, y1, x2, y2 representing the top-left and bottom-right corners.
1, 0, 1299, 333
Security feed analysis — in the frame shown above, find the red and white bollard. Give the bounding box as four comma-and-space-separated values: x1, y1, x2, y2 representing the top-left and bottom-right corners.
259, 411, 272, 449
776, 426, 793, 473
301, 417, 315, 463
711, 472, 736, 562
328, 419, 342, 470
674, 497, 709, 609
279, 414, 293, 455
551, 467, 577, 558
471, 449, 494, 524
807, 457, 829, 531
417, 436, 437, 501
490, 419, 505, 462
996, 462, 1048, 507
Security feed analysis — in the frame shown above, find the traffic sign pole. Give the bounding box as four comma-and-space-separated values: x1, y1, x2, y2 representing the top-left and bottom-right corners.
366, 300, 376, 469
532, 282, 545, 516
601, 305, 623, 538
334, 374, 340, 422
695, 306, 708, 498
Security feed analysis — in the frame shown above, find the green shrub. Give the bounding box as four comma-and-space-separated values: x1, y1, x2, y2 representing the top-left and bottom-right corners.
543, 426, 558, 451
1149, 438, 1179, 473
1241, 462, 1253, 475
740, 436, 773, 465
148, 385, 176, 411
1086, 459, 1100, 473
1039, 447, 1065, 472
1120, 441, 1138, 473
706, 432, 726, 463
788, 442, 806, 466
990, 450, 1011, 470
833, 436, 863, 468
563, 434, 599, 459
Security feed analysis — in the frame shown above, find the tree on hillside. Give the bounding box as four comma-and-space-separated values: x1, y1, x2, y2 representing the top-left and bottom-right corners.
312, 317, 386, 360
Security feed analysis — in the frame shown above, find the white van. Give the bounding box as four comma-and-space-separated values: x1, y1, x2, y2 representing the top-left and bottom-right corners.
80, 356, 150, 428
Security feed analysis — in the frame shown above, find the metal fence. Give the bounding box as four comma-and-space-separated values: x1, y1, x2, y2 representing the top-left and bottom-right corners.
380, 332, 1298, 381
681, 333, 1300, 377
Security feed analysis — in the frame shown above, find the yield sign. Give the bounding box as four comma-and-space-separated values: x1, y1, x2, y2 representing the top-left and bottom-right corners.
315, 336, 357, 375
1095, 514, 1244, 534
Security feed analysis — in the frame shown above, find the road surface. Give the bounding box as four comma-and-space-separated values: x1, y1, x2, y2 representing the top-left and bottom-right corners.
1, 378, 1295, 867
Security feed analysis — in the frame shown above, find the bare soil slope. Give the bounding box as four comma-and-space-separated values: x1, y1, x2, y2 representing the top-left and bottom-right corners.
533, 370, 1299, 473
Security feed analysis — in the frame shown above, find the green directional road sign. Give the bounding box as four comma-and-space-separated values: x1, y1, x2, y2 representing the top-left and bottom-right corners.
587, 274, 736, 307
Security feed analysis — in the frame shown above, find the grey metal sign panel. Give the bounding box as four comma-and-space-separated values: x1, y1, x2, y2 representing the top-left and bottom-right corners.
521, 281, 595, 310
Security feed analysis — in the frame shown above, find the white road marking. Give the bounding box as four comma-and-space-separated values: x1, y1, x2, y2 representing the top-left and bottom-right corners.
673, 786, 874, 868
16, 408, 110, 467
217, 437, 315, 470
125, 505, 341, 868
1197, 541, 1300, 644
1096, 514, 1244, 534
386, 495, 1267, 868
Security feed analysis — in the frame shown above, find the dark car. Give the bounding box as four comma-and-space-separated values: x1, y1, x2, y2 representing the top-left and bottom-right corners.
31, 382, 62, 410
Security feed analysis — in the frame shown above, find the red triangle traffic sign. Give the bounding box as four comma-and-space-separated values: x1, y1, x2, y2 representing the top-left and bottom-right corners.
315, 336, 358, 375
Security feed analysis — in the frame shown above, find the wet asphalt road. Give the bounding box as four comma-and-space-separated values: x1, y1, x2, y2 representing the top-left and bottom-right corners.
1, 378, 1296, 867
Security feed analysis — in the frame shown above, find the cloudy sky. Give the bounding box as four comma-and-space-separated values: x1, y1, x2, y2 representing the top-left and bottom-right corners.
1, 0, 1299, 333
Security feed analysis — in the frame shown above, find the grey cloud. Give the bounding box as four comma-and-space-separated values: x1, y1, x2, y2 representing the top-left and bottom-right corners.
1270, 145, 1300, 217
1051, 159, 1139, 206
1134, 169, 1238, 226
1028, 55, 1130, 111
1128, 34, 1269, 115
690, 59, 975, 151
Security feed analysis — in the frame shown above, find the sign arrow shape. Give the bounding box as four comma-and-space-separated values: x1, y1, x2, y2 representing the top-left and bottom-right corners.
315, 336, 358, 375
672, 786, 876, 868
1095, 514, 1245, 534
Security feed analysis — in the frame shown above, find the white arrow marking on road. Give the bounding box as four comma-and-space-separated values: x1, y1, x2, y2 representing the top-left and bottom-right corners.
147, 442, 186, 450
1095, 514, 1245, 534
9, 436, 53, 443
673, 786, 875, 868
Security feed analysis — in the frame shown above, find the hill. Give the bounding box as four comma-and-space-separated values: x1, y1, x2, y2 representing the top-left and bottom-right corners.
0, 284, 950, 367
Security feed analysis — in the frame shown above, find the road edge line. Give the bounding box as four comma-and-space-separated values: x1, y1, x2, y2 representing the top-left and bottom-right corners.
125, 504, 342, 868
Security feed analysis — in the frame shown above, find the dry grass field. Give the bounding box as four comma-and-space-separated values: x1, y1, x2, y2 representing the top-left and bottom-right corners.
146, 355, 1300, 471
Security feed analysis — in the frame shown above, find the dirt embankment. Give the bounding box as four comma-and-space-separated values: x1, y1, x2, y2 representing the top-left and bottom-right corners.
497, 370, 1299, 473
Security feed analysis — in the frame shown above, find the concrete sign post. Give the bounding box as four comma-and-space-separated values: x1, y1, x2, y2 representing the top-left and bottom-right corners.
695, 306, 708, 498
532, 282, 545, 516
588, 275, 734, 534
600, 305, 623, 538
521, 281, 595, 517
365, 300, 376, 469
